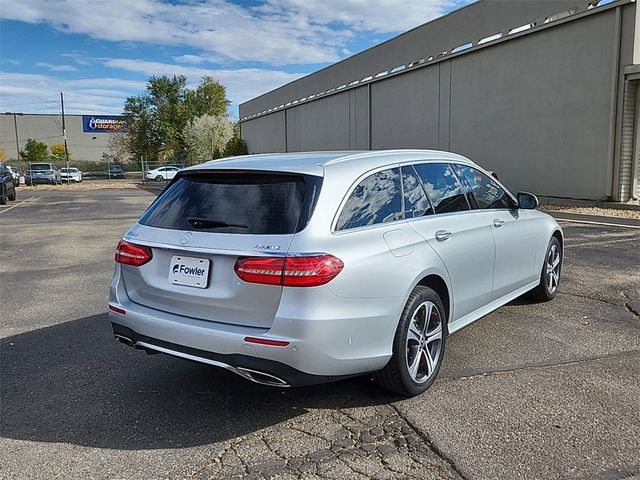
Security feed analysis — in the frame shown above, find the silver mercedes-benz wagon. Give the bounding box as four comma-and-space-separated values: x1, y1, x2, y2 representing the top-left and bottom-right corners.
109, 150, 563, 396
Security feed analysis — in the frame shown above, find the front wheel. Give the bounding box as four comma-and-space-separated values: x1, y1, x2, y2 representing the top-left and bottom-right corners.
374, 285, 447, 396
8, 187, 16, 201
0, 186, 6, 205
528, 236, 562, 301
155, 175, 163, 182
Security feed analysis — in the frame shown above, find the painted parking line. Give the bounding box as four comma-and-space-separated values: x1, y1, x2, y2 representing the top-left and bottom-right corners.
0, 195, 39, 214
556, 217, 640, 230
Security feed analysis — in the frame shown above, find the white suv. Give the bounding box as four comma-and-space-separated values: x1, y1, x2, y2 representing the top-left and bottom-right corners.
109, 150, 562, 396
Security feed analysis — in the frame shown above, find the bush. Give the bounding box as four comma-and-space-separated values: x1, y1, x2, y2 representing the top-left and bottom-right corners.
223, 134, 248, 157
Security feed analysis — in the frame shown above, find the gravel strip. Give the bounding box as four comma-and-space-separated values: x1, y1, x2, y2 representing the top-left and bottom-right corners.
540, 202, 640, 220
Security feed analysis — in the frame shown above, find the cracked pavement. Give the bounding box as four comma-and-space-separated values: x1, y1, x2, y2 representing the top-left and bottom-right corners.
1, 188, 639, 480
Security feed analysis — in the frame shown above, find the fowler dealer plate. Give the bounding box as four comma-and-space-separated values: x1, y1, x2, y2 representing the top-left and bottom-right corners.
169, 255, 210, 288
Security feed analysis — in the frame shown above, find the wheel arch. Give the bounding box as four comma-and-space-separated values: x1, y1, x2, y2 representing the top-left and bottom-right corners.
551, 228, 564, 252
414, 274, 452, 324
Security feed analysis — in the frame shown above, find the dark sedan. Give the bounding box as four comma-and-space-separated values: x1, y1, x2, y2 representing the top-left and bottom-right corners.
107, 165, 126, 179
0, 162, 17, 205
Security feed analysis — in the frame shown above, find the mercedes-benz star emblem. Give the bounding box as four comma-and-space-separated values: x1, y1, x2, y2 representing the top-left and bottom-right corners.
179, 231, 193, 245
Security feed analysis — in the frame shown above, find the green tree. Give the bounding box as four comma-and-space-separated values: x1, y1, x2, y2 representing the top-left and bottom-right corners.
123, 75, 229, 163
50, 143, 67, 163
223, 129, 248, 157
19, 138, 49, 163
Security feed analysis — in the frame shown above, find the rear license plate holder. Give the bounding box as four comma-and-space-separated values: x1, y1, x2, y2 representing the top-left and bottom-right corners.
168, 255, 210, 288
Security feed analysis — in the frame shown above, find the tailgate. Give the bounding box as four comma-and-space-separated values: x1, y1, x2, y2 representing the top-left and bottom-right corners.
119, 169, 322, 329
121, 226, 292, 328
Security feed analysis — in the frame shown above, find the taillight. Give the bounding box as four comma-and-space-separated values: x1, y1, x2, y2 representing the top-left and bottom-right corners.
235, 254, 343, 287
115, 240, 152, 267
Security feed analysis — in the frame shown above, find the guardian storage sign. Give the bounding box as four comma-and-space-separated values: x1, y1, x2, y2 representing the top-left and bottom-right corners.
82, 115, 126, 133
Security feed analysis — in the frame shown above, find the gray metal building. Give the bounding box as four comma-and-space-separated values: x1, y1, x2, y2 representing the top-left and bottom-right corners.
0, 114, 117, 167
239, 0, 640, 202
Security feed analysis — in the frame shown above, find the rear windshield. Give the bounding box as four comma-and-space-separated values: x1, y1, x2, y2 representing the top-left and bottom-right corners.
139, 171, 322, 234
30, 164, 52, 170
61, 168, 77, 173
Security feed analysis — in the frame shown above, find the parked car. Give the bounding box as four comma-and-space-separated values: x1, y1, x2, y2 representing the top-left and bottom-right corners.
145, 166, 181, 181
60, 167, 83, 183
109, 150, 563, 396
0, 162, 17, 205
107, 164, 125, 179
25, 163, 61, 185
7, 166, 20, 186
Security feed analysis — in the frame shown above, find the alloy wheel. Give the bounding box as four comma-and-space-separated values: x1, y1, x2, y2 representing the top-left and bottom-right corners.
405, 301, 443, 384
546, 244, 561, 294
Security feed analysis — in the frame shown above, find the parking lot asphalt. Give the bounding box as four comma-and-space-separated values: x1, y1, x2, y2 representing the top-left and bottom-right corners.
1, 186, 639, 480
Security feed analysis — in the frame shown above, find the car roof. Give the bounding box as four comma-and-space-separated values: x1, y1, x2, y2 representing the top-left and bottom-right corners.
186, 150, 476, 176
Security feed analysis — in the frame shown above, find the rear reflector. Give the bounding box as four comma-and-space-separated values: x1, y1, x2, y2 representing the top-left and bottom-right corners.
115, 240, 152, 267
244, 336, 289, 347
108, 304, 126, 315
235, 254, 344, 287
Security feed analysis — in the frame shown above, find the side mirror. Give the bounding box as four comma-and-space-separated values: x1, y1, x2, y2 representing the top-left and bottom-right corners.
516, 192, 539, 210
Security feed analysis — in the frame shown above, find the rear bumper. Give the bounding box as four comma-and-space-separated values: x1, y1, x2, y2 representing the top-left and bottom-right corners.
109, 265, 401, 382
111, 323, 350, 387
26, 176, 56, 184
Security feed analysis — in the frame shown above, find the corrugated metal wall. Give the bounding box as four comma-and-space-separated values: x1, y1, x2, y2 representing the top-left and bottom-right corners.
240, 0, 637, 201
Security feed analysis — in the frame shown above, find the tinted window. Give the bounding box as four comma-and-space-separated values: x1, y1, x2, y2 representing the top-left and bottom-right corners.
402, 166, 432, 218
30, 164, 52, 170
140, 172, 319, 235
413, 163, 469, 214
336, 168, 402, 230
455, 165, 513, 210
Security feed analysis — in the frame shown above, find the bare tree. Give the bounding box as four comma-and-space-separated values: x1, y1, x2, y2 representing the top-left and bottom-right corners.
107, 132, 131, 164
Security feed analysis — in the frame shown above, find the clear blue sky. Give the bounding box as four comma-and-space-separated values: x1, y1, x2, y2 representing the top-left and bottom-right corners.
0, 0, 470, 118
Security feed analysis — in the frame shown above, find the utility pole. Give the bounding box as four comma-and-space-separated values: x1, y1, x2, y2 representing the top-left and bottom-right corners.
3, 112, 24, 179
60, 92, 71, 184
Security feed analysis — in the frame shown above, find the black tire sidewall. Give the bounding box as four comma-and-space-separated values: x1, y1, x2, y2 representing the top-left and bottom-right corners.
394, 287, 448, 396
541, 237, 562, 299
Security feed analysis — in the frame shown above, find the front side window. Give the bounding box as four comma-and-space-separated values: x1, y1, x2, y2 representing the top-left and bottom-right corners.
402, 166, 432, 218
455, 165, 513, 210
413, 163, 470, 214
336, 168, 402, 230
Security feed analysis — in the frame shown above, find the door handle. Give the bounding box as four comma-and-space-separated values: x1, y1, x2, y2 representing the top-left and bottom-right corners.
493, 219, 505, 228
435, 230, 452, 242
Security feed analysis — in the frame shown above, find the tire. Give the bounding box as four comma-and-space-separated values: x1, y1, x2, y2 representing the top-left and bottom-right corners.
155, 175, 163, 182
374, 285, 447, 396
8, 186, 16, 201
0, 186, 6, 205
527, 236, 562, 302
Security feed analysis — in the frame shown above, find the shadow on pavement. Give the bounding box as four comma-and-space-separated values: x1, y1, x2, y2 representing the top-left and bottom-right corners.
0, 314, 387, 450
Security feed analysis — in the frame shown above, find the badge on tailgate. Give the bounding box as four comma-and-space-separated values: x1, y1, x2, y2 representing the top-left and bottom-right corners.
169, 255, 210, 288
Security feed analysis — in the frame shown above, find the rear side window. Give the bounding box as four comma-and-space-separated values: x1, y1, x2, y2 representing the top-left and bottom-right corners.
140, 172, 320, 234
336, 168, 402, 230
455, 164, 514, 210
402, 166, 433, 218
413, 163, 470, 214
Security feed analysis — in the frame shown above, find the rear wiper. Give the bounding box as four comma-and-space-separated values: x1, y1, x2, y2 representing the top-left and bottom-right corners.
187, 218, 248, 229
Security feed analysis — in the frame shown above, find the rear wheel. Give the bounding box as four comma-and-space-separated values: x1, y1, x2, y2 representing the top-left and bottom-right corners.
528, 236, 562, 301
374, 285, 447, 396
155, 175, 163, 182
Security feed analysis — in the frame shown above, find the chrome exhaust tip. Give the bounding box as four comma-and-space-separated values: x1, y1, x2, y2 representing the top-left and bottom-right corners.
114, 333, 135, 347
236, 367, 290, 387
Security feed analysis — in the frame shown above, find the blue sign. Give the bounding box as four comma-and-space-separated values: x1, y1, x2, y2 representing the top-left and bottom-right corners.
82, 115, 126, 133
